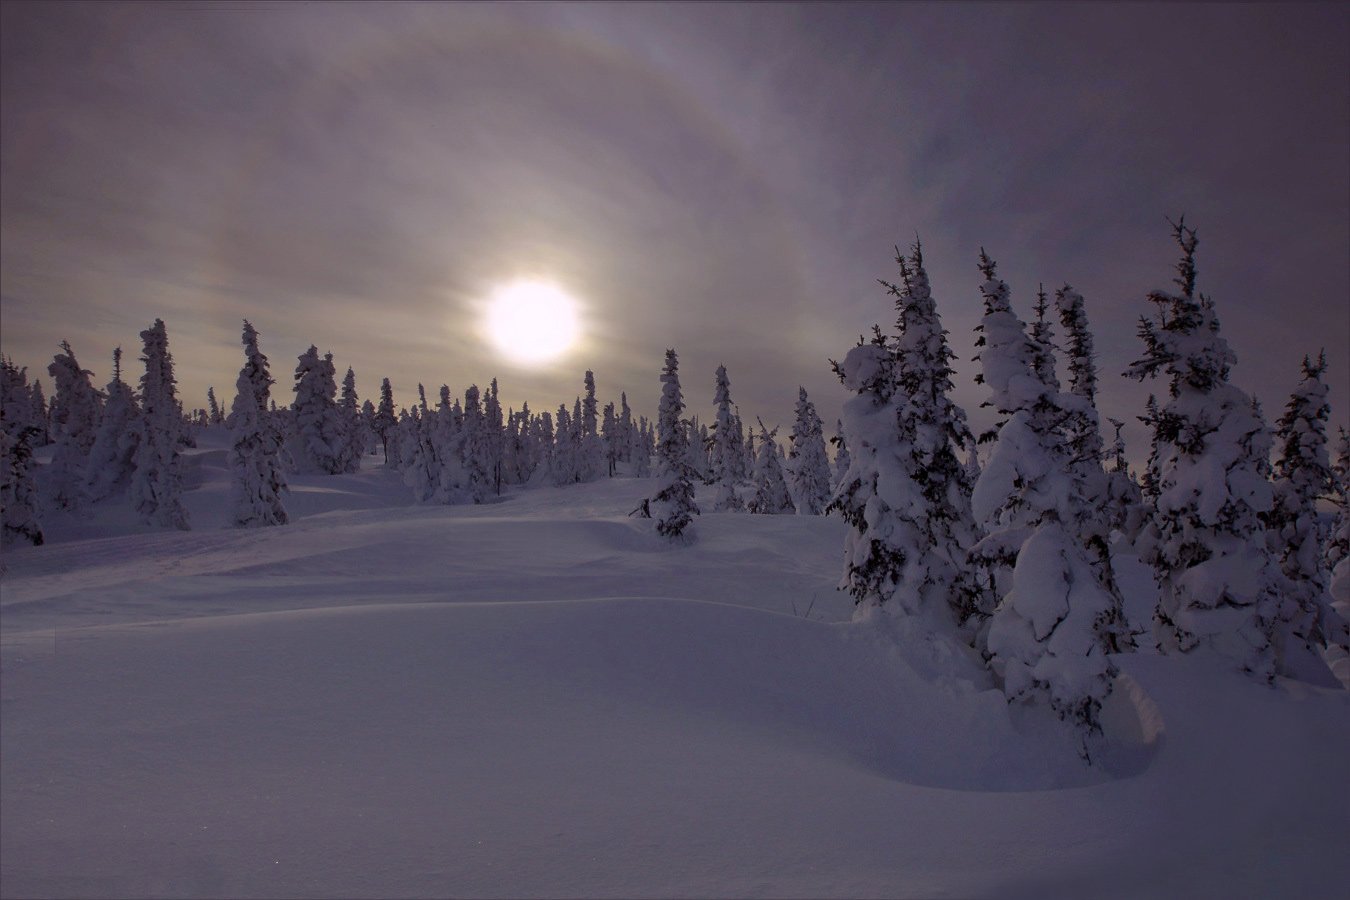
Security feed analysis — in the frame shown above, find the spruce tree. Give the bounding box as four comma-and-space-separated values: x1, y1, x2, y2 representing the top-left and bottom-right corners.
1, 359, 40, 440
1264, 353, 1346, 681
462, 384, 494, 503
29, 379, 50, 445
579, 370, 603, 482
290, 347, 346, 474
831, 242, 984, 631
788, 387, 831, 515
601, 401, 618, 477
229, 365, 289, 528
129, 319, 190, 529
1050, 284, 1133, 650
1104, 417, 1146, 539
337, 366, 364, 473
552, 402, 576, 486
402, 403, 438, 502
484, 379, 505, 494
429, 386, 469, 504
631, 416, 652, 477
0, 424, 44, 546
206, 387, 223, 425
46, 341, 102, 510
710, 364, 744, 511
1124, 219, 1281, 680
1329, 427, 1350, 579
1, 360, 45, 545
830, 419, 851, 490
618, 393, 635, 465
749, 421, 795, 514
649, 349, 698, 541
84, 347, 140, 502
970, 252, 1119, 743
375, 378, 398, 465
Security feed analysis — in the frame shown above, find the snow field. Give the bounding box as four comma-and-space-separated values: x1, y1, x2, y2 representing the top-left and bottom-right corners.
2, 449, 1348, 898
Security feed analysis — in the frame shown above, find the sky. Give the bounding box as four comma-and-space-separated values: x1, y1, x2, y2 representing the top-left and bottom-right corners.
2, 1, 1347, 456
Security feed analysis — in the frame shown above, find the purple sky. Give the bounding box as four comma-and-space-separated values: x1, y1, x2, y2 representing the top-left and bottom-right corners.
3, 2, 1347, 455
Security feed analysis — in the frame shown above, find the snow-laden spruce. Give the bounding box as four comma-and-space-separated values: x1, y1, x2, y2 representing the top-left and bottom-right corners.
206, 386, 223, 425
970, 251, 1119, 741
648, 349, 698, 541
0, 424, 44, 546
830, 242, 984, 632
1053, 282, 1141, 547
45, 341, 102, 510
129, 319, 189, 530
290, 346, 348, 475
1124, 220, 1282, 681
336, 366, 365, 473
578, 371, 603, 482
1048, 284, 1134, 650
0, 366, 45, 546
1105, 417, 1146, 539
749, 421, 795, 515
374, 378, 398, 465
83, 348, 140, 503
830, 418, 850, 490
788, 387, 831, 515
0, 358, 48, 446
228, 322, 288, 528
1330, 428, 1350, 587
1264, 353, 1346, 683
710, 364, 745, 511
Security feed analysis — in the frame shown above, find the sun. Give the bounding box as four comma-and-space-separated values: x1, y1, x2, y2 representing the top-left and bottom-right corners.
484, 280, 581, 365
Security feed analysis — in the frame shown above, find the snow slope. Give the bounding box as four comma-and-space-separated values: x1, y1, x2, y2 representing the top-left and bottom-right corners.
2, 435, 1347, 898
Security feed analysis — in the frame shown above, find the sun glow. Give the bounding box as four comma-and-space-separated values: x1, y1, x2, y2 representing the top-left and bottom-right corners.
484, 280, 581, 365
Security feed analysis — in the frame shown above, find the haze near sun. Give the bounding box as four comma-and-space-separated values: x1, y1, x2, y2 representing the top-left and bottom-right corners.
485, 280, 581, 365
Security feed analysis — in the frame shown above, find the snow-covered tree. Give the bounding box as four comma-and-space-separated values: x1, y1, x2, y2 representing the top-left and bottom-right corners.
1049, 284, 1133, 649
749, 421, 794, 514
484, 379, 505, 494
373, 378, 398, 465
971, 251, 1119, 741
335, 366, 364, 473
84, 347, 140, 502
1329, 427, 1350, 577
29, 379, 50, 445
710, 364, 744, 511
46, 341, 102, 510
1264, 353, 1346, 681
290, 347, 347, 474
0, 424, 44, 546
1, 360, 45, 545
631, 416, 652, 477
129, 319, 190, 529
577, 370, 603, 482
600, 401, 618, 477
461, 384, 495, 503
1, 359, 41, 440
617, 393, 635, 466
788, 387, 831, 515
830, 242, 985, 632
552, 402, 577, 486
1104, 417, 1145, 539
648, 349, 698, 541
1124, 220, 1281, 681
206, 387, 223, 425
228, 355, 289, 528
685, 415, 712, 484
830, 419, 850, 490
402, 402, 439, 503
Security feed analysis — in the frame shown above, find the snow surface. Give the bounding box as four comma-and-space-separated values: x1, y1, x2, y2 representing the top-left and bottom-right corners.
3, 429, 1348, 899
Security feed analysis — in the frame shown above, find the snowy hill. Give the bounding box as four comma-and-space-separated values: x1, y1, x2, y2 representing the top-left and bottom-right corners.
2, 437, 1348, 899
